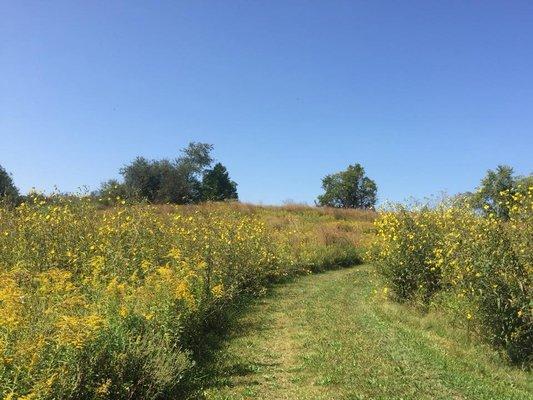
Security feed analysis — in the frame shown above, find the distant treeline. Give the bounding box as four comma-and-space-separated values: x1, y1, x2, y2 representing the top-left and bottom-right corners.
1, 146, 531, 215
1, 142, 239, 206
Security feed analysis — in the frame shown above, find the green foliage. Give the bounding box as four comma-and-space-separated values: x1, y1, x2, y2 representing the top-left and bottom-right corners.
178, 142, 214, 175
0, 200, 371, 399
201, 163, 238, 202
455, 218, 532, 364
120, 156, 203, 204
205, 265, 532, 400
370, 205, 443, 303
516, 175, 533, 195
0, 164, 19, 205
97, 179, 135, 205
120, 156, 165, 202
471, 165, 517, 220
317, 163, 377, 209
58, 330, 192, 399
371, 187, 533, 365
113, 143, 241, 205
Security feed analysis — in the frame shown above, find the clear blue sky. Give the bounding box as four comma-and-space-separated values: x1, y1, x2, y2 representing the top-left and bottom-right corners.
2, 1, 532, 204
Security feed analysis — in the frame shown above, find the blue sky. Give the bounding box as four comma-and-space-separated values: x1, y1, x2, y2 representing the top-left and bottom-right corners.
2, 1, 532, 204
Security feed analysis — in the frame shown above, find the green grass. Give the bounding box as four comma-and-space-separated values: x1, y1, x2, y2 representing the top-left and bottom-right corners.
188, 265, 532, 400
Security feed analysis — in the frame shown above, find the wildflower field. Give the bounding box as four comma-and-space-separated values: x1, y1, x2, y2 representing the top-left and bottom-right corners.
0, 198, 373, 399
1, 187, 532, 399
371, 186, 533, 365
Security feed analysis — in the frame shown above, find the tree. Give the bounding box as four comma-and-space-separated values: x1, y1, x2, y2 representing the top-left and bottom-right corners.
170, 142, 214, 203
177, 142, 214, 175
201, 163, 238, 201
112, 142, 237, 204
472, 165, 516, 220
0, 164, 19, 204
117, 143, 214, 203
120, 157, 162, 202
316, 164, 377, 208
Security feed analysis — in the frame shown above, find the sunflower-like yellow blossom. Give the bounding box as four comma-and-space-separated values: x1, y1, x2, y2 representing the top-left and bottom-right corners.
0, 197, 375, 397
370, 186, 532, 362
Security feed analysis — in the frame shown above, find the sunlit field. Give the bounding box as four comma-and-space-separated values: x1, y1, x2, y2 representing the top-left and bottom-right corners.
0, 198, 373, 399
1, 188, 532, 399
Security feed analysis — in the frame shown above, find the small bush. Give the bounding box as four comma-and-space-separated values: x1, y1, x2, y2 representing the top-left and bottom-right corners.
371, 205, 443, 303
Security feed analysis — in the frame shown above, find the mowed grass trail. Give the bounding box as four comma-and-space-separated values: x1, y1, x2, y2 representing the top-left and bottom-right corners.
192, 265, 532, 400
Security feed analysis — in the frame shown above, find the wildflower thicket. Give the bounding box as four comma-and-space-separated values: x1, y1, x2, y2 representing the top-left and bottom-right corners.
0, 198, 373, 399
371, 186, 533, 365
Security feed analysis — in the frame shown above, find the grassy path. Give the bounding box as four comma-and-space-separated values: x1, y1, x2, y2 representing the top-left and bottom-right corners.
193, 265, 532, 400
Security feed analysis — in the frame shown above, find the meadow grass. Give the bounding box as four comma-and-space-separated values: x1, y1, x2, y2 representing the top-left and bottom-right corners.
201, 265, 532, 400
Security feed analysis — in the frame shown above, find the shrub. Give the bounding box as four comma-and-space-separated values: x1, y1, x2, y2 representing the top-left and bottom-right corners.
370, 186, 533, 365
371, 205, 443, 302
441, 188, 532, 364
96, 179, 135, 206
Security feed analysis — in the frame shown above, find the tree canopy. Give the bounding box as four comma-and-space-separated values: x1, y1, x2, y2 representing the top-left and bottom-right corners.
100, 142, 238, 204
202, 163, 238, 202
471, 165, 532, 220
0, 164, 19, 204
316, 164, 377, 209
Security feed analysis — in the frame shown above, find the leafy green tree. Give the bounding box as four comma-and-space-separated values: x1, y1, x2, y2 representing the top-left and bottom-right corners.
177, 142, 214, 175
0, 164, 19, 204
169, 142, 214, 203
120, 157, 162, 202
472, 165, 516, 220
317, 164, 377, 209
201, 163, 238, 201
114, 142, 225, 204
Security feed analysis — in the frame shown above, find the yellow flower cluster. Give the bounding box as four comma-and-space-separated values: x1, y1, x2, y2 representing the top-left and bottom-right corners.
370, 186, 533, 364
0, 198, 373, 399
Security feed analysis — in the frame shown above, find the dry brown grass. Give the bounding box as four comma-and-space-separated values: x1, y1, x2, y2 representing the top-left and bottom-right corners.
149, 202, 377, 254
